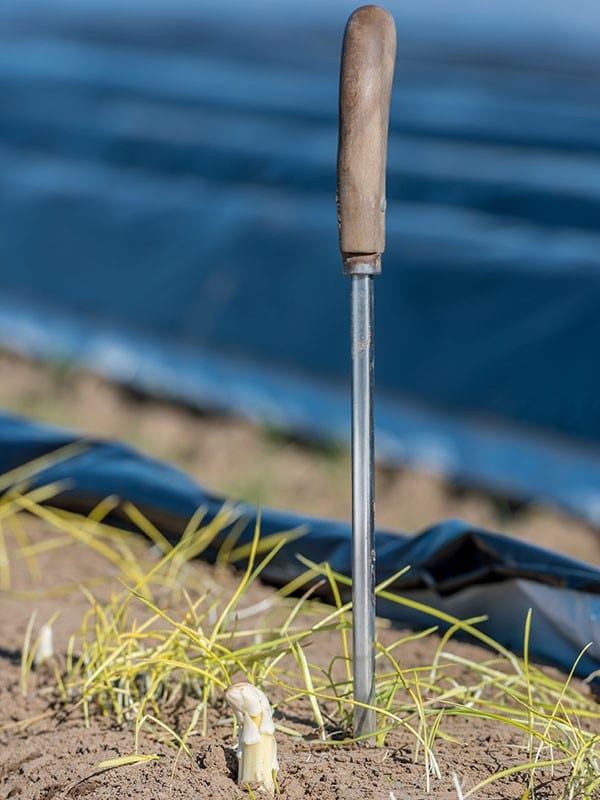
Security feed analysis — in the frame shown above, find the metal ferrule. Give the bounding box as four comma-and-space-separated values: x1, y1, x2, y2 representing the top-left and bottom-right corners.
343, 253, 381, 276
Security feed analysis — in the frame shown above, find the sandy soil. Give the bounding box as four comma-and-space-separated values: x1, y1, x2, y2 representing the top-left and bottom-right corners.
3, 517, 599, 800
2, 351, 600, 799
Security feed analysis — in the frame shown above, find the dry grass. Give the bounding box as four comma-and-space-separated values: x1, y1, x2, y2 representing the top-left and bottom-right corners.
2, 466, 600, 799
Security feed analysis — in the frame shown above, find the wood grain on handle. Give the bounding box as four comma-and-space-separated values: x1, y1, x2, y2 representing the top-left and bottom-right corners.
337, 5, 396, 272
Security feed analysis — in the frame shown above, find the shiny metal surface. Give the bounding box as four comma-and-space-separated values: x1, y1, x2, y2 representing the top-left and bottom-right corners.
350, 274, 376, 738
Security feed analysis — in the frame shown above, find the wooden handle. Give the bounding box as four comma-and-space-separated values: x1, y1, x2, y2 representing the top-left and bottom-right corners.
337, 5, 396, 273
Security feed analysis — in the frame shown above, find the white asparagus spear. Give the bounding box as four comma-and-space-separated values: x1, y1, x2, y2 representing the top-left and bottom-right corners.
225, 682, 278, 795
34, 622, 54, 667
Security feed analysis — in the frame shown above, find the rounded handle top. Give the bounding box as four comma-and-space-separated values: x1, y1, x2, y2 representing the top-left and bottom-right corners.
337, 5, 396, 273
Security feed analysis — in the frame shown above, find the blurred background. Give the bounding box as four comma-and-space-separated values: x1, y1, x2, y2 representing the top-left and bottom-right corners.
1, 0, 600, 559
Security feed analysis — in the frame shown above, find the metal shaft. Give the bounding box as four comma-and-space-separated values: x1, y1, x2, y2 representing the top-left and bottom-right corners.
350, 273, 376, 738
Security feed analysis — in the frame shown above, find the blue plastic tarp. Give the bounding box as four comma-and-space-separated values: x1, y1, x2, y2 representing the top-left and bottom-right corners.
2, 1, 600, 521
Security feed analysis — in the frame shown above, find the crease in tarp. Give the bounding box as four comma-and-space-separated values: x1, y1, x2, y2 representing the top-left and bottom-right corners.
2, 410, 600, 681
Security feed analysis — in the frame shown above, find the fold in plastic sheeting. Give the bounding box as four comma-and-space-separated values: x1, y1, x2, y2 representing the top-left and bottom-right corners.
3, 410, 600, 682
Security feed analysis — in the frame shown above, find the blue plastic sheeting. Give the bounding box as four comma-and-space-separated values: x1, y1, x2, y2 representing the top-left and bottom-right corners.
2, 1, 600, 521
2, 410, 600, 681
